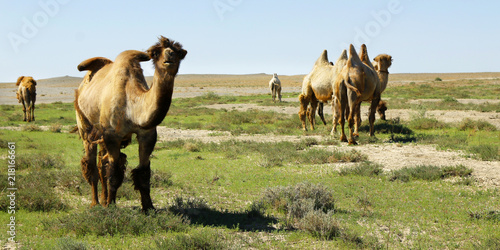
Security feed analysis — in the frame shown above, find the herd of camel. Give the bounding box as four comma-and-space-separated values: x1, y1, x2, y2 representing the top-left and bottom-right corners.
14, 36, 391, 211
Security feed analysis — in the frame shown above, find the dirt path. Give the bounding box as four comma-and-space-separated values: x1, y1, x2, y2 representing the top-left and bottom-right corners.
152, 127, 500, 188
204, 102, 500, 129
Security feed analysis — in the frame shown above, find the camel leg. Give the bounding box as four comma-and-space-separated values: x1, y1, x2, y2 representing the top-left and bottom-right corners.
271, 85, 276, 103
98, 146, 109, 206
353, 104, 361, 137
369, 97, 380, 137
21, 99, 27, 122
132, 129, 157, 212
278, 87, 282, 102
298, 94, 309, 131
318, 102, 327, 126
81, 140, 100, 207
103, 135, 126, 206
31, 94, 35, 121
377, 100, 387, 121
347, 92, 359, 145
308, 96, 318, 131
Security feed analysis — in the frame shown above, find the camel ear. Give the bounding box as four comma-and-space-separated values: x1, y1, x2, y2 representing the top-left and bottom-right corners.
147, 45, 162, 61
16, 76, 24, 86
178, 49, 187, 60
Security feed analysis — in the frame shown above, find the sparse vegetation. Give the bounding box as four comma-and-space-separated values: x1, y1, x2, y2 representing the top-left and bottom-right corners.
0, 74, 498, 248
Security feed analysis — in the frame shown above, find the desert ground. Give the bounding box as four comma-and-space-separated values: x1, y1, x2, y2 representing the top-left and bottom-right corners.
1, 73, 498, 187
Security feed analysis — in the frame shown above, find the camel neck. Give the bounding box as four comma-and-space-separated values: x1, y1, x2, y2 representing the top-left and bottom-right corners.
377, 71, 390, 93
140, 70, 176, 129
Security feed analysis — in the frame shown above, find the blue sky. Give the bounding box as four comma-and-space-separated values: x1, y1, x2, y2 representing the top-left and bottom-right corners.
1, 0, 499, 82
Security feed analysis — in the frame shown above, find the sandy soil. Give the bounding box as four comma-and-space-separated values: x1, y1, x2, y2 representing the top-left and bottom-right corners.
1, 74, 498, 187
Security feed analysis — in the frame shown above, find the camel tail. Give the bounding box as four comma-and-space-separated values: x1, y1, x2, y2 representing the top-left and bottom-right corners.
74, 90, 102, 144
345, 76, 362, 98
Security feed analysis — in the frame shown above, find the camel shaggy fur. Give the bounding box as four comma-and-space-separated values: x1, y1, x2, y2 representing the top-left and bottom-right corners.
333, 44, 381, 144
16, 76, 37, 122
269, 73, 282, 102
298, 49, 347, 131
74, 36, 187, 211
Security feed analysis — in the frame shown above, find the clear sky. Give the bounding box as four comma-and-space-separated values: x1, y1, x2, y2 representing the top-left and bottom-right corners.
1, 0, 499, 82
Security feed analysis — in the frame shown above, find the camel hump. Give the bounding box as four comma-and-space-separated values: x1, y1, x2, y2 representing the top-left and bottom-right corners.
347, 44, 362, 68
115, 50, 151, 64
78, 57, 113, 72
338, 49, 348, 60
314, 50, 329, 66
360, 44, 369, 63
16, 76, 24, 86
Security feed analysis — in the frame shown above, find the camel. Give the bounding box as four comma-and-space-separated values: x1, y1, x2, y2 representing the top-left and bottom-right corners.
16, 76, 37, 122
298, 49, 347, 131
269, 73, 282, 102
74, 36, 187, 212
333, 44, 381, 144
329, 46, 392, 136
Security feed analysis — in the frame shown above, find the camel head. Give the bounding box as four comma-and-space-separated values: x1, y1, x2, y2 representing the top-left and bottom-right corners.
147, 36, 187, 76
373, 54, 393, 73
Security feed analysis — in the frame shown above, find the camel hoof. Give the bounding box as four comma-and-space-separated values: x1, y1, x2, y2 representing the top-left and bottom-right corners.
348, 139, 358, 145
142, 206, 156, 215
340, 135, 348, 142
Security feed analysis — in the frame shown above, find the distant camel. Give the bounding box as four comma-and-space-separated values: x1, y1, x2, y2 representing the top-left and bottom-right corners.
75, 36, 187, 211
333, 44, 380, 144
269, 73, 282, 102
298, 49, 347, 131
16, 76, 37, 122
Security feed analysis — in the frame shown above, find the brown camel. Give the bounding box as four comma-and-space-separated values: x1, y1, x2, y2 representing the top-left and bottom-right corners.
329, 46, 392, 136
298, 49, 347, 131
16, 76, 37, 122
334, 44, 380, 144
74, 36, 187, 212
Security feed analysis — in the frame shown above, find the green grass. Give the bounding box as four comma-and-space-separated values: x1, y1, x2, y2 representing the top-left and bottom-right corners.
0, 90, 498, 248
384, 79, 500, 100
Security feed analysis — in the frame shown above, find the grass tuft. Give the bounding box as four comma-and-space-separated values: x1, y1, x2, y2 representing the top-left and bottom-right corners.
390, 165, 472, 182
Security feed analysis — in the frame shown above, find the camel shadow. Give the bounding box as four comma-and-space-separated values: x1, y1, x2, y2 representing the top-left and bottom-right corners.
158, 206, 278, 232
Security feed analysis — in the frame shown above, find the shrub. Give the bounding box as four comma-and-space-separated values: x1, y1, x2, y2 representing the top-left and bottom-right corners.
390, 165, 473, 182
258, 182, 335, 219
183, 142, 201, 152
468, 144, 499, 161
54, 237, 88, 250
0, 171, 67, 212
201, 92, 220, 100
155, 227, 230, 250
43, 206, 189, 236
22, 124, 42, 132
435, 77, 442, 81
151, 170, 173, 188
16, 153, 64, 170
298, 210, 340, 240
339, 162, 383, 177
409, 117, 448, 130
459, 118, 497, 132
49, 123, 63, 133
